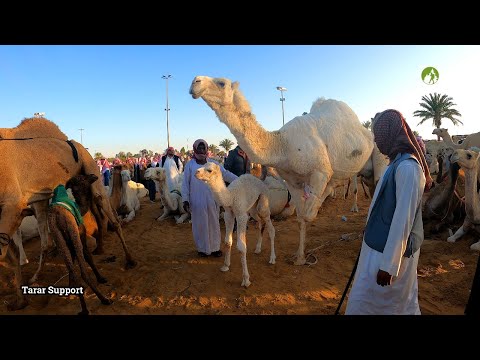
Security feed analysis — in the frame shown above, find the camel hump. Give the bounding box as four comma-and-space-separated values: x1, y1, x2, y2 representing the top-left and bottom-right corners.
0, 118, 68, 140
309, 98, 360, 121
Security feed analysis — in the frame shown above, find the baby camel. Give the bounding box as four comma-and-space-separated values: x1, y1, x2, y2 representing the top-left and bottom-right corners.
195, 162, 275, 287
48, 176, 112, 315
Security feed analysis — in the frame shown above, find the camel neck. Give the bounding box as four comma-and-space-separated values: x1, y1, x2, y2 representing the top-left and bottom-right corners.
208, 177, 232, 208
463, 168, 478, 221
209, 103, 283, 167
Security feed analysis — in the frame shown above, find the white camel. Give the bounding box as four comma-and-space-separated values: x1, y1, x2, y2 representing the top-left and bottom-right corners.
144, 167, 189, 224
433, 128, 480, 150
189, 75, 374, 265
195, 162, 276, 287
447, 148, 480, 251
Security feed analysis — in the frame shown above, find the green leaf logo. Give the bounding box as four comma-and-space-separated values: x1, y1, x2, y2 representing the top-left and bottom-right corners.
421, 67, 439, 85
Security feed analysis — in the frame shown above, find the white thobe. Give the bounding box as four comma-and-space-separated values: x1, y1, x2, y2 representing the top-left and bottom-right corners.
345, 158, 426, 315
182, 159, 238, 255
163, 156, 183, 192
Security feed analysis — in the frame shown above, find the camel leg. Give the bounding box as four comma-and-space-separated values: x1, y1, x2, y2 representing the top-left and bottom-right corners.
123, 210, 135, 223
350, 175, 359, 213
79, 226, 107, 284
447, 220, 472, 243
68, 223, 112, 305
236, 214, 250, 287
263, 216, 276, 265
29, 200, 50, 284
3, 242, 28, 311
69, 271, 88, 316
176, 211, 190, 224
221, 209, 235, 272
471, 241, 480, 251
304, 171, 331, 222
250, 212, 263, 254
12, 229, 28, 266
94, 193, 136, 268
156, 208, 171, 222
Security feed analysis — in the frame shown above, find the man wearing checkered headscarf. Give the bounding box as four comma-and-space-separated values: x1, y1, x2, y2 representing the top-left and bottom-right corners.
345, 109, 428, 315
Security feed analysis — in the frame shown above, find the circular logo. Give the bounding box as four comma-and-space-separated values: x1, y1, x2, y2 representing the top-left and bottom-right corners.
421, 67, 439, 85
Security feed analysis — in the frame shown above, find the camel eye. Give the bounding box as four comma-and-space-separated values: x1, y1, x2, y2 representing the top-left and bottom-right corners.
207, 169, 212, 173
467, 153, 472, 159
217, 81, 225, 88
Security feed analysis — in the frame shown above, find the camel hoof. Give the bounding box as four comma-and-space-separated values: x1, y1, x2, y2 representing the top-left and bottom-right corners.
6, 298, 28, 311
97, 277, 108, 284
254, 248, 261, 254
470, 241, 480, 251
125, 259, 137, 269
269, 257, 276, 265
294, 257, 306, 266
447, 237, 457, 243
350, 206, 359, 213
220, 265, 230, 272
92, 247, 104, 255
241, 279, 251, 288
101, 298, 113, 305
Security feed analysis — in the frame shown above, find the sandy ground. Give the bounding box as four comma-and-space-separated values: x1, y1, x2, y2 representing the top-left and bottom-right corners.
1, 190, 478, 315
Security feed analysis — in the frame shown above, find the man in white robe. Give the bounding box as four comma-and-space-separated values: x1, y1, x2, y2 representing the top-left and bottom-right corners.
182, 139, 237, 257
162, 147, 183, 192
345, 109, 433, 315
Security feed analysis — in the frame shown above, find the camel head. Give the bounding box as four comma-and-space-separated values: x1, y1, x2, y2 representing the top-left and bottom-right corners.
451, 149, 480, 169
432, 128, 449, 138
189, 76, 239, 107
144, 167, 166, 183
195, 162, 222, 185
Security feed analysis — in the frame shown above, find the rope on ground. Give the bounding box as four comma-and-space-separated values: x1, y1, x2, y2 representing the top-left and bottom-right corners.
53, 272, 69, 286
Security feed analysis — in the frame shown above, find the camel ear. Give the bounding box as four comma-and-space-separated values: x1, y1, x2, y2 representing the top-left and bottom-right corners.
232, 81, 240, 90
87, 174, 98, 184
21, 208, 35, 217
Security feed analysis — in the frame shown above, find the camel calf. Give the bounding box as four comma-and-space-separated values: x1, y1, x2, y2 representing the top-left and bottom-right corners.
48, 177, 112, 315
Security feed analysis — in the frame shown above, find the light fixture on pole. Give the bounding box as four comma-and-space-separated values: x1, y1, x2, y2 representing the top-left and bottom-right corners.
276, 86, 287, 126
162, 74, 172, 148
78, 128, 84, 145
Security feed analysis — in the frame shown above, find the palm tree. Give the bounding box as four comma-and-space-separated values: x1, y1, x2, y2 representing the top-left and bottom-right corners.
94, 152, 103, 159
413, 93, 462, 140
362, 120, 372, 130
208, 144, 219, 155
219, 139, 234, 153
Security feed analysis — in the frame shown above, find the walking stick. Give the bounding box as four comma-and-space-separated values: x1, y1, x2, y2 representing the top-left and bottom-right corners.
334, 251, 360, 315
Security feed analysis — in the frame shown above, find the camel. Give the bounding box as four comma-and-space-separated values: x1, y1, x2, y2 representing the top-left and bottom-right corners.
195, 162, 276, 287
423, 158, 465, 233
48, 177, 112, 315
144, 167, 189, 224
189, 76, 374, 265
107, 166, 141, 223
349, 143, 389, 212
448, 149, 480, 251
433, 128, 480, 150
0, 118, 135, 310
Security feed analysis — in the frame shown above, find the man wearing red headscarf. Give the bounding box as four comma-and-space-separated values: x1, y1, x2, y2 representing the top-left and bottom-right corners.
181, 139, 238, 257
345, 110, 432, 315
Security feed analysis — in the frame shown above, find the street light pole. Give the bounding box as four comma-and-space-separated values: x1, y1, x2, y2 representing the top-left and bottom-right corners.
78, 128, 84, 145
162, 75, 172, 148
276, 86, 287, 126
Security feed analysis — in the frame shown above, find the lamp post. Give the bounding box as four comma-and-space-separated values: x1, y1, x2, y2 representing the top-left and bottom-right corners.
162, 75, 172, 148
78, 128, 84, 145
276, 86, 287, 126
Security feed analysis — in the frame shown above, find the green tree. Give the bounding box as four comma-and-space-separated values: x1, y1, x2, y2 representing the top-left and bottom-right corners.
116, 151, 126, 161
413, 93, 462, 140
413, 130, 420, 137
126, 152, 133, 158
219, 139, 234, 152
94, 152, 103, 159
302, 112, 308, 116
362, 120, 372, 130
208, 144, 219, 154
180, 147, 186, 156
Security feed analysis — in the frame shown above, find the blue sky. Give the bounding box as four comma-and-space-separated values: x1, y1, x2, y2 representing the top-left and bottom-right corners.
1, 45, 479, 157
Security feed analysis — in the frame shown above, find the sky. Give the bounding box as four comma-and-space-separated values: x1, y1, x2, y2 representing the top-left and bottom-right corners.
1, 45, 479, 158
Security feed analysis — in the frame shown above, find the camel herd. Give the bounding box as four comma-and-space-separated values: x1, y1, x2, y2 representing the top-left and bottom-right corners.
1, 75, 480, 314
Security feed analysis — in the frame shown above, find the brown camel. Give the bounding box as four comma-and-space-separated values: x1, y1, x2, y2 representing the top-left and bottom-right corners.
48, 176, 112, 315
0, 118, 135, 311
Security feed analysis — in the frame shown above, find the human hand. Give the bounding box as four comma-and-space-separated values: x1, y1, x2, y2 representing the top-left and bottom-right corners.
183, 201, 190, 213
376, 269, 393, 287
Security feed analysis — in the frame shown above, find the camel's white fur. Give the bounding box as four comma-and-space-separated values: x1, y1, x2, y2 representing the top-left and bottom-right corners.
195, 162, 275, 287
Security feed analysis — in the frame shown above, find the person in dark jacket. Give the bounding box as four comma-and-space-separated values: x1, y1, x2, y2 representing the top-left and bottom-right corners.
224, 145, 250, 177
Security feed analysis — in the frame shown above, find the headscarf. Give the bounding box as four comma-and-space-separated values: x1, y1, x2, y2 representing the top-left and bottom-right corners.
416, 136, 426, 156
193, 139, 208, 162
167, 147, 175, 157
373, 109, 433, 192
